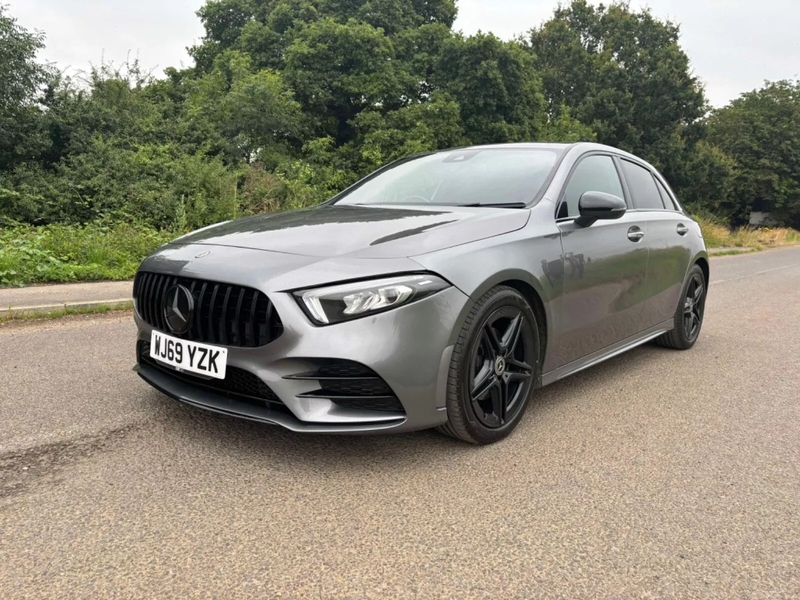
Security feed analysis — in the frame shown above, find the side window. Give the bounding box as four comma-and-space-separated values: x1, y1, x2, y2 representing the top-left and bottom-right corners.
654, 177, 679, 211
559, 155, 624, 218
620, 160, 665, 210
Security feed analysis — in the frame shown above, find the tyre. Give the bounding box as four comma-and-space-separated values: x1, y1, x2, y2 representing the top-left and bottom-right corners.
438, 286, 540, 445
655, 264, 707, 350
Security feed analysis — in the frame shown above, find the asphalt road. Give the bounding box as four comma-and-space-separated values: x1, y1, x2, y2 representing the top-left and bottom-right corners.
1, 247, 799, 599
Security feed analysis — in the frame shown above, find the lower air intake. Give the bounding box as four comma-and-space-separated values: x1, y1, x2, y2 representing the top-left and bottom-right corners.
137, 340, 289, 413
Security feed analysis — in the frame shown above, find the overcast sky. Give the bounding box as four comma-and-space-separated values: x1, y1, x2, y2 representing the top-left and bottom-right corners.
9, 0, 800, 107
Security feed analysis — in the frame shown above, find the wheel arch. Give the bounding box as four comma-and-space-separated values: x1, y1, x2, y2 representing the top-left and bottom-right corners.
501, 279, 548, 379
695, 255, 709, 285
450, 269, 552, 386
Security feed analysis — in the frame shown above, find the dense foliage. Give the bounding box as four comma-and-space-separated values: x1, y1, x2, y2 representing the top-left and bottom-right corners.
1, 0, 799, 235
707, 81, 800, 226
0, 223, 173, 285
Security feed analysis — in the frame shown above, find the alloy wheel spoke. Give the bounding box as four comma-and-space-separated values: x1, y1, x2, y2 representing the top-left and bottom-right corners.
491, 378, 505, 425
493, 378, 508, 424
471, 365, 496, 402
693, 305, 702, 327
481, 323, 502, 359
507, 371, 532, 383
500, 313, 523, 356
693, 282, 704, 303
506, 357, 532, 373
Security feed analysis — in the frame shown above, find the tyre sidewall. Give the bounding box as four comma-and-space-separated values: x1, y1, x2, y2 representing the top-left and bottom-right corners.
450, 288, 540, 445
674, 264, 707, 348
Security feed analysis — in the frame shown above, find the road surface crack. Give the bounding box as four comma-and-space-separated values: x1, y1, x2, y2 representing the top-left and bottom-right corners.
0, 424, 139, 499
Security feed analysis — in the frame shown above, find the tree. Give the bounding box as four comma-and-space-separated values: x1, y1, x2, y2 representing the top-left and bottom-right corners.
283, 18, 406, 144
435, 33, 546, 144
539, 105, 596, 143
527, 1, 705, 175
348, 92, 464, 172
190, 0, 460, 148
189, 0, 257, 73
707, 80, 800, 227
190, 0, 457, 73
0, 5, 53, 170
677, 140, 734, 217
189, 50, 303, 163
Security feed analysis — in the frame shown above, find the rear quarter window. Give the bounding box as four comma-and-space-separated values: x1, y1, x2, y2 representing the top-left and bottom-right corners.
654, 177, 679, 211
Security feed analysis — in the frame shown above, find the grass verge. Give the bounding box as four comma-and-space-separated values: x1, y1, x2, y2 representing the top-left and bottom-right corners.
708, 248, 758, 257
0, 301, 133, 322
697, 217, 800, 250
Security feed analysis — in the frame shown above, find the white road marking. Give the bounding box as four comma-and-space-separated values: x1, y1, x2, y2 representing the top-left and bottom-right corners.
711, 262, 800, 285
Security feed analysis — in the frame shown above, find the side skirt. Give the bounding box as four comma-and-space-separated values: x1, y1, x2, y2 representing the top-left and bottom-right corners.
540, 319, 674, 387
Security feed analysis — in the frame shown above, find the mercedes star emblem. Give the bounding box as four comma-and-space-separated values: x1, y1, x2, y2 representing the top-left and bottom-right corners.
494, 355, 506, 376
163, 284, 194, 334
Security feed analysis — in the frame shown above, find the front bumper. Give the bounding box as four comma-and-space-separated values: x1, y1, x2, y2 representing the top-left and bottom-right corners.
135, 284, 469, 434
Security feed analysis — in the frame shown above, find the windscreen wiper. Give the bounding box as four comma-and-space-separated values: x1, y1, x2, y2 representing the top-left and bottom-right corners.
457, 202, 529, 208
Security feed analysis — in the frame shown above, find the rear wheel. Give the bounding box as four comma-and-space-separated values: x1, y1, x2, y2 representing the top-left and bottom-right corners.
438, 286, 540, 445
655, 264, 707, 350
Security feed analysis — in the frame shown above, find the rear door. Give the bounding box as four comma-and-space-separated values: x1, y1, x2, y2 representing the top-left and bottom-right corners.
618, 159, 692, 328
553, 153, 650, 368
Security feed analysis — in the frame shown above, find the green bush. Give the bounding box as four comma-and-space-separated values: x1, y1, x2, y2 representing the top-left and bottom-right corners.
0, 223, 174, 286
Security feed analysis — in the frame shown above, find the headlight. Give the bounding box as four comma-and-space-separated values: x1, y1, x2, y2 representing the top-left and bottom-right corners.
295, 274, 451, 325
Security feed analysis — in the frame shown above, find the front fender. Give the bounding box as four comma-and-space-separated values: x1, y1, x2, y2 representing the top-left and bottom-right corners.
412, 213, 564, 367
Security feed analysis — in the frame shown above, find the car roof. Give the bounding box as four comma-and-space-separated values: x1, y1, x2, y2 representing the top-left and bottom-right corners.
458, 142, 658, 172
459, 142, 573, 152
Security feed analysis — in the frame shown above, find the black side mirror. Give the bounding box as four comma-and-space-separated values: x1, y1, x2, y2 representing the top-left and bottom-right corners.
576, 191, 627, 227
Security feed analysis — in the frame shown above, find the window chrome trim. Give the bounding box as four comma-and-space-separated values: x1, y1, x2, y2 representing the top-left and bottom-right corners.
554, 151, 630, 221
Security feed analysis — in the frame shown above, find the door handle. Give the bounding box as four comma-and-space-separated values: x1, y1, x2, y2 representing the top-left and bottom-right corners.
627, 227, 645, 242
676, 223, 689, 236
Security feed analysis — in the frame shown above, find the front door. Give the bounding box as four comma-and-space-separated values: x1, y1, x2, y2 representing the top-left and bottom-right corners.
552, 154, 650, 368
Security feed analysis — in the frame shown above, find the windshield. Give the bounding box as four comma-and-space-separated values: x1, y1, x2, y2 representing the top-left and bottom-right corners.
334, 148, 561, 207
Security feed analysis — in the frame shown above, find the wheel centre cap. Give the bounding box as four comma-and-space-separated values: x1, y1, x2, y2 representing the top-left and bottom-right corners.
494, 356, 506, 376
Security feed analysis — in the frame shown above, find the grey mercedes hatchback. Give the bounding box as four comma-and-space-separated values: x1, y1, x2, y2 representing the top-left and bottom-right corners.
134, 142, 708, 444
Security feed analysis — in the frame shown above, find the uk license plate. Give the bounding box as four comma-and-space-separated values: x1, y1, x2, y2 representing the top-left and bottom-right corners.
149, 330, 228, 379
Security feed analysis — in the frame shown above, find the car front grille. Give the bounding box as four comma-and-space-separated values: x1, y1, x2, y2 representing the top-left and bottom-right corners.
137, 340, 288, 413
287, 360, 404, 413
133, 271, 283, 347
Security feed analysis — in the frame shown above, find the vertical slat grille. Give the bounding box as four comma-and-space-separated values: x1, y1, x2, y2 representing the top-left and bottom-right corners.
153, 275, 167, 331
133, 271, 283, 348
219, 286, 232, 345
246, 290, 258, 347
233, 288, 245, 346
138, 272, 148, 324
208, 283, 220, 344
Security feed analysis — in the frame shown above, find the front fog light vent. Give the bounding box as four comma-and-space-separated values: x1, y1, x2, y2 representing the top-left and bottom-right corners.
285, 360, 405, 413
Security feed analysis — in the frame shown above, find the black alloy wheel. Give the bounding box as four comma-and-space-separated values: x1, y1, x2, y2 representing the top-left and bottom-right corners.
439, 286, 540, 445
655, 263, 707, 350
683, 272, 704, 342
469, 307, 535, 428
